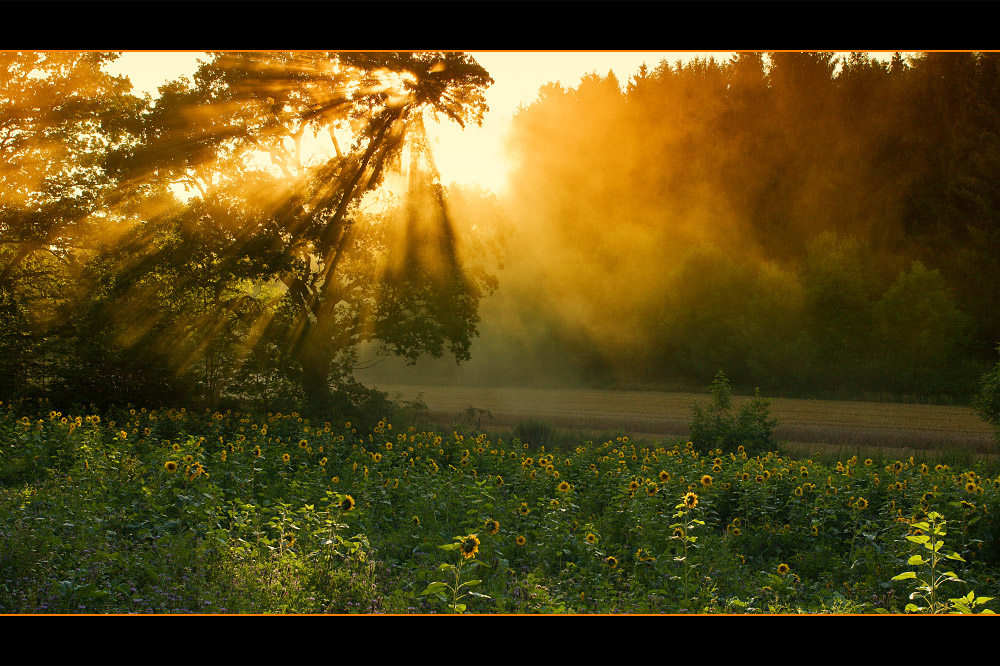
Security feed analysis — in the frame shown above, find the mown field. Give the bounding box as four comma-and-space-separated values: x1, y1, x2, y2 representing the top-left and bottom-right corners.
1, 399, 998, 614
374, 384, 996, 456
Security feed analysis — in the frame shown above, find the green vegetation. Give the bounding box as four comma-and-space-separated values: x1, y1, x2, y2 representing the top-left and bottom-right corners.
2, 402, 997, 614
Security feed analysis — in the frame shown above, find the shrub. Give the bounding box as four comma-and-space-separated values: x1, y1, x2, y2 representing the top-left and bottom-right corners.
973, 345, 1000, 450
688, 371, 778, 455
514, 419, 559, 449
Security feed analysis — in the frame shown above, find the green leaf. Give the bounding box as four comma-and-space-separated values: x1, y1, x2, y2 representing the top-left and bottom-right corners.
462, 579, 482, 587
904, 603, 922, 613
420, 582, 448, 596
892, 571, 917, 581
907, 555, 926, 566
906, 535, 930, 544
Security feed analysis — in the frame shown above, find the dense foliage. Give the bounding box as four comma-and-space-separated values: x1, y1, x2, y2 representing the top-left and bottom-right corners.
2, 403, 997, 614
1, 51, 496, 413
495, 52, 1000, 401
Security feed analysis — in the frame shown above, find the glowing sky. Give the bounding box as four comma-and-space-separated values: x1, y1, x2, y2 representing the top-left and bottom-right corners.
105, 51, 735, 194
106, 51, 907, 195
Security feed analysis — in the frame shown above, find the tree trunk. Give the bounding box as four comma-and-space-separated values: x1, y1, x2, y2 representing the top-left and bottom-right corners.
297, 343, 334, 414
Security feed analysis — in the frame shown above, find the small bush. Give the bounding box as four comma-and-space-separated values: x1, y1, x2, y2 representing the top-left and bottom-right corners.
688, 371, 778, 455
514, 419, 559, 449
973, 345, 1000, 450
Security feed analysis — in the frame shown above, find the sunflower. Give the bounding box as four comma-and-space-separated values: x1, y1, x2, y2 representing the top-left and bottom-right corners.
731, 527, 741, 536
586, 533, 598, 544
606, 556, 618, 568
855, 497, 869, 510
629, 480, 640, 491
682, 492, 699, 509
755, 474, 765, 484
460, 534, 481, 559
164, 460, 178, 473
558, 481, 571, 492
412, 515, 420, 526
340, 495, 356, 512
485, 519, 500, 535
811, 525, 819, 536
741, 472, 750, 482
282, 453, 291, 463
658, 470, 670, 482
777, 563, 790, 576
673, 527, 685, 538
515, 535, 526, 547
172, 443, 181, 452
298, 439, 308, 449
966, 481, 978, 493
519, 502, 530, 515
700, 474, 713, 487
646, 483, 658, 496
254, 446, 262, 457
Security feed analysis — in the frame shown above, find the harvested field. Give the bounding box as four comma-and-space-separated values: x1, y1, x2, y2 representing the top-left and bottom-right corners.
376, 383, 996, 454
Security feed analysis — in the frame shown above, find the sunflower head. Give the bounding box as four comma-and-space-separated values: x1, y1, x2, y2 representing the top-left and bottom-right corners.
558, 481, 571, 492
856, 497, 869, 510
164, 460, 178, 473
682, 492, 699, 509
515, 535, 526, 547
282, 453, 291, 463
658, 470, 670, 482
606, 556, 618, 568
777, 563, 790, 576
586, 533, 597, 544
485, 519, 500, 535
460, 534, 481, 559
701, 474, 713, 487
340, 495, 356, 512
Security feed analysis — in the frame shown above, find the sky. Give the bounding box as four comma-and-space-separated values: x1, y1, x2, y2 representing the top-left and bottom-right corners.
105, 51, 907, 195
105, 51, 735, 194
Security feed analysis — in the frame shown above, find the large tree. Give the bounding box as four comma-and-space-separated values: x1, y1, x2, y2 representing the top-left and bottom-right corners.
108, 51, 495, 410
0, 51, 145, 399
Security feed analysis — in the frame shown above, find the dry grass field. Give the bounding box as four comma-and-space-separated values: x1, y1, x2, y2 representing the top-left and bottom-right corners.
376, 383, 996, 458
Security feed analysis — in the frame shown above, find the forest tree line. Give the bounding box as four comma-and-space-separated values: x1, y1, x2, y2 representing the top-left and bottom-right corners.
486, 51, 1000, 402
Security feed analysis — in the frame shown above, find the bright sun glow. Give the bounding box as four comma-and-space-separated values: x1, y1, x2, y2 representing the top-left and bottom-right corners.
107, 51, 736, 197
106, 51, 909, 198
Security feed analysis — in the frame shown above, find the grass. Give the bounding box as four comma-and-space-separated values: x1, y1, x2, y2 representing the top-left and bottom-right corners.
375, 384, 994, 456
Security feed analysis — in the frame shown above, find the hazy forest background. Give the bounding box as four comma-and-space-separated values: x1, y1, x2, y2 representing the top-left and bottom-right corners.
4, 51, 1000, 419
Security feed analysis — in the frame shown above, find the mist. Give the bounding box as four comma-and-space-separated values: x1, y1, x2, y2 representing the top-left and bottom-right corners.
356, 52, 997, 402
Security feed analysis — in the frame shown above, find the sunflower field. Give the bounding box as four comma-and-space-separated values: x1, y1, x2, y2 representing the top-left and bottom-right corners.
1, 401, 998, 614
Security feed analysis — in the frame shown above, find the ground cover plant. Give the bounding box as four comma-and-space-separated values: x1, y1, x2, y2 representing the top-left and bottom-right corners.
2, 398, 998, 614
